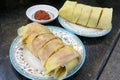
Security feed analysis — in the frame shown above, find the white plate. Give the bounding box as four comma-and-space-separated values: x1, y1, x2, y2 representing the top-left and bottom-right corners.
26, 5, 58, 24
9, 26, 86, 80
58, 16, 112, 37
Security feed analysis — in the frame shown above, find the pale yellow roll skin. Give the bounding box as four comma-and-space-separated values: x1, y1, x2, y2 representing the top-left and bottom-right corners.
26, 32, 41, 55
32, 34, 56, 57
38, 38, 64, 66
87, 7, 102, 28
45, 46, 80, 74
97, 8, 113, 30
18, 22, 51, 56
59, 1, 77, 22
18, 22, 81, 79
54, 58, 79, 79
77, 5, 92, 26
17, 22, 51, 43
72, 4, 83, 23
58, 1, 113, 30
25, 32, 51, 54
44, 46, 81, 79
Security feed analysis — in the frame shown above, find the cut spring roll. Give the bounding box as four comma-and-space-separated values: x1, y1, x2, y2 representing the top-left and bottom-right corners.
54, 58, 79, 79
87, 7, 102, 28
77, 5, 92, 26
58, 1, 113, 30
38, 38, 64, 66
17, 22, 51, 43
59, 1, 77, 22
97, 8, 113, 30
72, 4, 83, 23
25, 32, 52, 55
32, 33, 57, 57
45, 46, 81, 74
17, 22, 82, 79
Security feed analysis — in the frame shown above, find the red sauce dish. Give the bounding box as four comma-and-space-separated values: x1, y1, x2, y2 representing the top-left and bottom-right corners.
34, 10, 51, 20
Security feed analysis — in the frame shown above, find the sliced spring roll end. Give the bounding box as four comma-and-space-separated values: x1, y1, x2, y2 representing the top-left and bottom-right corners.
72, 4, 83, 23
97, 8, 113, 30
17, 26, 28, 36
44, 47, 81, 79
45, 58, 80, 79
77, 6, 92, 26
59, 1, 77, 22
65, 58, 79, 72
17, 26, 29, 44
104, 8, 113, 30
86, 7, 102, 28
54, 67, 67, 80
44, 46, 81, 74
54, 58, 79, 79
18, 22, 51, 43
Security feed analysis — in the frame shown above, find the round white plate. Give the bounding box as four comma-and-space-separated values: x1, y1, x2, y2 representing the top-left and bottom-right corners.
58, 16, 112, 37
9, 26, 86, 80
26, 5, 58, 24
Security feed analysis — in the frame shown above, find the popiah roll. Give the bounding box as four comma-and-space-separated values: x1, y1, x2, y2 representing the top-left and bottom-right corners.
32, 33, 57, 57
18, 22, 82, 79
38, 38, 64, 66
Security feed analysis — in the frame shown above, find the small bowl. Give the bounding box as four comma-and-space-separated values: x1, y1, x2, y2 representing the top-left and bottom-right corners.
26, 5, 58, 24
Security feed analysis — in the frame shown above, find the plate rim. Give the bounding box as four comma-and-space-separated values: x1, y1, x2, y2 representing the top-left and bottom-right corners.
9, 36, 41, 80
58, 16, 112, 37
9, 26, 86, 80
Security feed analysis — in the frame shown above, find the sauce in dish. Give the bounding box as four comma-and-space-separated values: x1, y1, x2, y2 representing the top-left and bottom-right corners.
34, 10, 51, 20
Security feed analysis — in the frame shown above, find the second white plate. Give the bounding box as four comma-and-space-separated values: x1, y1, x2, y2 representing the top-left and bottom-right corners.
58, 16, 112, 37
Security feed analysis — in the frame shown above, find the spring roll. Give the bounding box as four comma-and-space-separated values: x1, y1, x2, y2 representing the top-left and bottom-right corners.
45, 46, 81, 75
17, 22, 51, 43
59, 1, 77, 22
32, 34, 57, 57
18, 22, 82, 79
38, 38, 64, 66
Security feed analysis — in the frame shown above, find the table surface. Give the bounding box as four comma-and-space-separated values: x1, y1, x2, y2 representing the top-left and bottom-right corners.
0, 0, 120, 80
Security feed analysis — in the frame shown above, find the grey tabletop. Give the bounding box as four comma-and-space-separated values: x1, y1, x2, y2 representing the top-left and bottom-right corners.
0, 0, 120, 80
